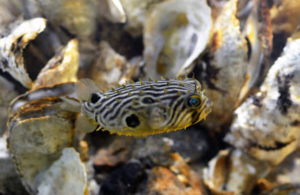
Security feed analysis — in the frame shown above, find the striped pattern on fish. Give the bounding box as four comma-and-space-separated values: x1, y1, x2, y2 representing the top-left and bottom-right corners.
82, 78, 212, 136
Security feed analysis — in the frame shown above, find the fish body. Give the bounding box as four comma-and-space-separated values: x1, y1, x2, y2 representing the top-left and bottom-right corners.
81, 78, 211, 136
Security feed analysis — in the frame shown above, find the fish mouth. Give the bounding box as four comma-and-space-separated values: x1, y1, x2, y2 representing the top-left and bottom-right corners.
251, 140, 294, 151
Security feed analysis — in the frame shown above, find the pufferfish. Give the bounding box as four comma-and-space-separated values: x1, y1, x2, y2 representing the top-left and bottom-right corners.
72, 78, 212, 136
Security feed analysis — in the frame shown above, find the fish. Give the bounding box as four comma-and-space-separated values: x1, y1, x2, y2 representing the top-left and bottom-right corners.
77, 78, 212, 136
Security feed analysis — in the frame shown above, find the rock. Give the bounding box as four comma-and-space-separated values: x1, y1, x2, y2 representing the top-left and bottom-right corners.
93, 137, 134, 172
147, 166, 207, 195
37, 148, 88, 195
99, 161, 145, 195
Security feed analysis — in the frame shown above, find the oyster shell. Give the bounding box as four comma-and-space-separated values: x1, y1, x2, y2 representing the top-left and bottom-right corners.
198, 0, 247, 128
271, 0, 300, 36
37, 148, 88, 195
204, 149, 270, 194
98, 0, 126, 23
225, 37, 300, 165
239, 0, 273, 102
87, 41, 139, 90
0, 135, 26, 194
266, 150, 300, 193
7, 97, 78, 193
9, 83, 75, 117
143, 0, 212, 79
0, 1, 20, 33
119, 0, 164, 37
32, 39, 79, 90
36, 0, 97, 40
0, 18, 46, 88
6, 37, 83, 194
2, 1, 300, 194
0, 76, 17, 135
9, 38, 79, 115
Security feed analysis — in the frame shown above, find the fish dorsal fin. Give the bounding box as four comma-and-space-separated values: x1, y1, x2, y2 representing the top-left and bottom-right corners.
76, 78, 100, 101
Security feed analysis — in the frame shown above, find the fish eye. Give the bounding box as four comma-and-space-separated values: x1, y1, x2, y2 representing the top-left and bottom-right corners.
186, 95, 201, 108
90, 93, 100, 104
142, 97, 155, 104
126, 114, 140, 128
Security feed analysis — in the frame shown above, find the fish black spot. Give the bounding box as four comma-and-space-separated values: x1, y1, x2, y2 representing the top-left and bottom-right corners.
277, 74, 293, 114
142, 97, 155, 104
90, 93, 100, 104
126, 114, 140, 128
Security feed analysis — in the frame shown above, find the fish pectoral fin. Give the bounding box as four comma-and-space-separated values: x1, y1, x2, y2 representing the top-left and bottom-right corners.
76, 114, 99, 136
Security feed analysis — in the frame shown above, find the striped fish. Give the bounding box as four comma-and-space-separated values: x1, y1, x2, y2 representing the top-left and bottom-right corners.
80, 78, 212, 136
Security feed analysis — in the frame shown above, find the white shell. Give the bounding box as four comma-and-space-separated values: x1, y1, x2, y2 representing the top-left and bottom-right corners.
204, 149, 270, 194
32, 39, 79, 90
88, 41, 138, 90
238, 11, 264, 101
143, 0, 212, 79
37, 148, 87, 195
0, 18, 46, 88
225, 37, 300, 165
99, 0, 126, 23
36, 0, 97, 39
202, 0, 247, 128
119, 0, 153, 37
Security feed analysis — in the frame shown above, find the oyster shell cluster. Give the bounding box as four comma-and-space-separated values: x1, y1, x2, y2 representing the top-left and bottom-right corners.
0, 0, 299, 194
